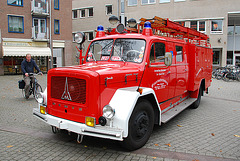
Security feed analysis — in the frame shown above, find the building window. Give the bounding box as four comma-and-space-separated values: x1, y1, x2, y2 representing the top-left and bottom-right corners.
80, 9, 85, 18
121, 0, 125, 13
177, 21, 185, 26
8, 15, 24, 33
190, 21, 205, 32
142, 0, 156, 5
88, 8, 93, 17
211, 20, 223, 34
106, 5, 112, 15
88, 32, 94, 41
228, 26, 234, 35
235, 26, 240, 35
213, 50, 220, 65
72, 10, 78, 19
160, 0, 170, 3
54, 0, 59, 10
190, 21, 197, 30
174, 0, 186, 2
72, 33, 76, 42
54, 19, 59, 34
227, 51, 233, 65
7, 0, 23, 6
199, 21, 205, 32
128, 0, 137, 6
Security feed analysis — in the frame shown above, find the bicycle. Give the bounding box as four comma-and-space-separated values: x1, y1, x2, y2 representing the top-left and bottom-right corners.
22, 73, 43, 101
223, 67, 240, 82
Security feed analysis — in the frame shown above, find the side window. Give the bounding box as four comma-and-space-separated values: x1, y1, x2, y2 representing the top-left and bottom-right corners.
150, 42, 165, 63
176, 46, 183, 62
155, 42, 165, 62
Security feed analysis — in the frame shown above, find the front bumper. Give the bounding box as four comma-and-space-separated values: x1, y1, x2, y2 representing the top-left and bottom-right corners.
33, 108, 124, 141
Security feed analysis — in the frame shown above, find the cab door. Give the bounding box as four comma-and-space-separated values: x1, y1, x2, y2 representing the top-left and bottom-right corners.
144, 41, 170, 103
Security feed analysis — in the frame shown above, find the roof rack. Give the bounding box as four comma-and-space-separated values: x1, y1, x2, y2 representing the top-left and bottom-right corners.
139, 16, 209, 42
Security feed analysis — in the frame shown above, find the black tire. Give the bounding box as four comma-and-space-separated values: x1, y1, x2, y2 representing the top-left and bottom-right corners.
122, 100, 154, 151
223, 73, 230, 82
22, 89, 29, 99
190, 86, 202, 109
236, 73, 240, 82
34, 83, 43, 101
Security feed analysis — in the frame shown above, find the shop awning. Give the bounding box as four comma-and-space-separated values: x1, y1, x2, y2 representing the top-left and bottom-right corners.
2, 46, 52, 57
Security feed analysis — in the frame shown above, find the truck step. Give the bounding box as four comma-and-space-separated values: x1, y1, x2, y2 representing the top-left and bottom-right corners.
161, 98, 197, 123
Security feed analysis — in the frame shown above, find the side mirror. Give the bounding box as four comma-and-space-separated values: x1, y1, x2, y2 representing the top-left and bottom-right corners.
164, 52, 172, 66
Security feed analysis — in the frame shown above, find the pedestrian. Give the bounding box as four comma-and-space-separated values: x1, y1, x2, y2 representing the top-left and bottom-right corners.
21, 53, 43, 99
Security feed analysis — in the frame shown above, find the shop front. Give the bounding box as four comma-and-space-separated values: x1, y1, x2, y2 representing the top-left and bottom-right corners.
1, 39, 51, 75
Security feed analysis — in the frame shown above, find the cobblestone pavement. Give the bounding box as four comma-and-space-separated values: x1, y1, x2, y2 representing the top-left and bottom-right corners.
0, 75, 240, 161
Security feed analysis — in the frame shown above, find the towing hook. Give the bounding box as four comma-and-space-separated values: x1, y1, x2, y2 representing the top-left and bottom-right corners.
52, 126, 59, 134
77, 134, 84, 144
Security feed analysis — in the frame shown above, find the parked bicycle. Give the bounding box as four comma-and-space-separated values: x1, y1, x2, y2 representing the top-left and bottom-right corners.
223, 68, 240, 82
19, 73, 43, 101
212, 65, 240, 81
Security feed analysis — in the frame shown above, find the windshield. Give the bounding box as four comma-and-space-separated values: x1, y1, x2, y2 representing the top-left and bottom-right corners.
86, 39, 146, 63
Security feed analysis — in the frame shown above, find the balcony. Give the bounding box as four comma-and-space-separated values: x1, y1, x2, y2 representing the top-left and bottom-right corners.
31, 0, 49, 16
32, 26, 49, 41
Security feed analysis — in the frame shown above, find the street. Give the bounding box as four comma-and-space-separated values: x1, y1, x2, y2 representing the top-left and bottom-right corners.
0, 75, 240, 161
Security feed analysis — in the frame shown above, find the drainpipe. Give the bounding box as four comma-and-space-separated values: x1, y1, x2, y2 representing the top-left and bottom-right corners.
49, 0, 53, 69
117, 0, 119, 17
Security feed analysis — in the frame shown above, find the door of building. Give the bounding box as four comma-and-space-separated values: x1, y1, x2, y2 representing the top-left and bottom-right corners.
53, 48, 63, 68
235, 54, 240, 67
33, 18, 46, 39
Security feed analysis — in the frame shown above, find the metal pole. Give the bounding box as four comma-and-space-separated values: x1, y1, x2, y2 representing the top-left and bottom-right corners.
117, 0, 119, 17
49, 0, 53, 69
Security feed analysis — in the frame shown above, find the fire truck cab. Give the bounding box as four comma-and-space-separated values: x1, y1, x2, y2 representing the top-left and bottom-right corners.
33, 16, 213, 150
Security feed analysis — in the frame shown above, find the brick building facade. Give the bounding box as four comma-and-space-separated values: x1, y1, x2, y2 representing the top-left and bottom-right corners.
0, 0, 72, 75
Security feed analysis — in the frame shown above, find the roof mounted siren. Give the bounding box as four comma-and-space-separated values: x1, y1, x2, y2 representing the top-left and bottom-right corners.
96, 25, 105, 38
142, 21, 153, 36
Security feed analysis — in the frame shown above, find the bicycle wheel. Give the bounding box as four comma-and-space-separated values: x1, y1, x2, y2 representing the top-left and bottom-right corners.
223, 73, 231, 82
22, 89, 30, 99
34, 83, 43, 101
236, 73, 240, 81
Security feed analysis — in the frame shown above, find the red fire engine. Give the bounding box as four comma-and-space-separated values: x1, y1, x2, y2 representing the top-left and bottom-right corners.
33, 16, 213, 150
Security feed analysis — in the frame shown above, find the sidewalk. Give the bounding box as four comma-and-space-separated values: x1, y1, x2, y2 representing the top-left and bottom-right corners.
0, 75, 240, 161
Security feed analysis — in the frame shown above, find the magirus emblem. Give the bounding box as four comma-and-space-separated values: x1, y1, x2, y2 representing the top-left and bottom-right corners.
61, 77, 72, 101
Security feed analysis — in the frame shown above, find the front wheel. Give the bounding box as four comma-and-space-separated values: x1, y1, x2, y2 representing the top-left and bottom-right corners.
122, 100, 154, 151
34, 83, 43, 101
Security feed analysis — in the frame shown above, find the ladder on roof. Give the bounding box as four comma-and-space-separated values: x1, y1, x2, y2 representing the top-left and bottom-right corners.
139, 16, 210, 43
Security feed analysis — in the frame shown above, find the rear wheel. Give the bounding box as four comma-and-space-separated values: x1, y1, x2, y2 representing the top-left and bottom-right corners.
34, 83, 43, 101
22, 89, 27, 99
190, 86, 202, 109
122, 100, 154, 151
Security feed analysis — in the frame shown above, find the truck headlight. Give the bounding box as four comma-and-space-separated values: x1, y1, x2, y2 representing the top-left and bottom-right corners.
37, 88, 47, 105
37, 92, 44, 104
103, 105, 115, 119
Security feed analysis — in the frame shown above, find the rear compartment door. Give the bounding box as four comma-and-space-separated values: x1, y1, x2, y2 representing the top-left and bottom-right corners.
175, 44, 187, 96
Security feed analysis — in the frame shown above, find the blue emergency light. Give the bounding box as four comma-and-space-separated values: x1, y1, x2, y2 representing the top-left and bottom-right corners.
144, 21, 151, 28
97, 25, 104, 31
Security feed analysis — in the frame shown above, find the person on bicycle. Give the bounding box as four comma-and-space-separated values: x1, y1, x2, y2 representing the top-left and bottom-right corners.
21, 53, 43, 99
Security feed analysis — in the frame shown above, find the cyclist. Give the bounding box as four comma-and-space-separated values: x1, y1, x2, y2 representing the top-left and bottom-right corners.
21, 53, 43, 99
